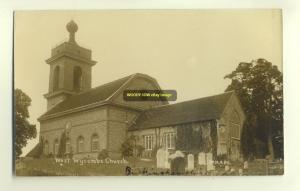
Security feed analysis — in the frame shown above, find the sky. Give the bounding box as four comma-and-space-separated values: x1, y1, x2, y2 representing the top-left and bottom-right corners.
14, 10, 282, 156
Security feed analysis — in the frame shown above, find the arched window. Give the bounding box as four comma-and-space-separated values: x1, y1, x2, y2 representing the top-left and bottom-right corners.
77, 136, 84, 153
91, 134, 99, 152
44, 140, 49, 155
65, 138, 71, 154
53, 139, 59, 156
73, 66, 82, 91
229, 110, 241, 139
53, 66, 60, 91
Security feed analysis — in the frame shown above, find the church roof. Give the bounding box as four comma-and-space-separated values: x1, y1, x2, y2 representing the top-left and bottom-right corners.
25, 142, 41, 158
40, 74, 133, 118
130, 91, 235, 130
39, 73, 162, 120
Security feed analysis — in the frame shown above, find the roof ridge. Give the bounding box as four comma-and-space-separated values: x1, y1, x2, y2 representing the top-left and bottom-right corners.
103, 73, 137, 101
146, 91, 234, 111
132, 91, 237, 130
73, 74, 134, 96
39, 72, 157, 119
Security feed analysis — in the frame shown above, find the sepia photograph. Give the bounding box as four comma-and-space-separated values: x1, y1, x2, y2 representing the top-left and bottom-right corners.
13, 10, 283, 176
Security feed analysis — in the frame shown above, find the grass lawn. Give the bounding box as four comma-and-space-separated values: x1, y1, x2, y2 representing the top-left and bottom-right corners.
16, 157, 155, 176
15, 157, 283, 176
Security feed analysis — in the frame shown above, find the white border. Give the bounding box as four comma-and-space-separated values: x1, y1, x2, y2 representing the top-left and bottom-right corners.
1, 1, 300, 191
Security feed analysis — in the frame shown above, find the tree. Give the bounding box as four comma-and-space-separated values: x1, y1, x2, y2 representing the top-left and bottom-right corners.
225, 59, 283, 160
176, 121, 218, 156
240, 114, 256, 160
14, 89, 37, 158
120, 135, 143, 157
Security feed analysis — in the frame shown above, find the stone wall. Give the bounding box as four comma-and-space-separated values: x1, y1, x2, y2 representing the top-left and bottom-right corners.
217, 93, 246, 161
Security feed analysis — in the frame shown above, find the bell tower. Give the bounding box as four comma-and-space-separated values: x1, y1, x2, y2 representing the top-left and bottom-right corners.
44, 20, 97, 110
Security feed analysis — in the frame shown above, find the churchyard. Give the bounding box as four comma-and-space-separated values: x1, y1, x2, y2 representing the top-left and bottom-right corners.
16, 150, 283, 176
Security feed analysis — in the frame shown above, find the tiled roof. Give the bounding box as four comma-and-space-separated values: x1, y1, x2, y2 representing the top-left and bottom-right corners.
41, 75, 132, 117
130, 91, 234, 130
25, 142, 41, 158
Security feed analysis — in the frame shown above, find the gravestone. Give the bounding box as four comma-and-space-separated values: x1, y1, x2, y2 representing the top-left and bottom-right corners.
198, 152, 206, 165
225, 165, 230, 171
207, 160, 215, 171
230, 168, 235, 173
206, 152, 213, 162
164, 150, 170, 169
156, 148, 168, 169
205, 152, 214, 171
238, 168, 243, 175
187, 154, 194, 171
243, 161, 248, 169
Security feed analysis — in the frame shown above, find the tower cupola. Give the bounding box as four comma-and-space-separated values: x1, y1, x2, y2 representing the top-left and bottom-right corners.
44, 20, 97, 110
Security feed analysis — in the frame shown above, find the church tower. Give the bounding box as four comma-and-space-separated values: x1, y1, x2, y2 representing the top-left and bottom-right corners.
44, 20, 97, 110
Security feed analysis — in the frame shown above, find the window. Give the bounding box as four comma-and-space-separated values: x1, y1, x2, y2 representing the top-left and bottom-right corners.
91, 134, 99, 152
44, 141, 49, 155
231, 123, 240, 138
53, 66, 60, 91
164, 132, 175, 149
53, 139, 59, 155
77, 136, 84, 153
230, 110, 241, 139
144, 135, 153, 150
73, 66, 82, 91
65, 138, 71, 154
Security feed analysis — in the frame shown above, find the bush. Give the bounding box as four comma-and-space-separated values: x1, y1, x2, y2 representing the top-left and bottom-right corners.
120, 135, 144, 157
98, 149, 109, 159
215, 154, 228, 161
47, 153, 54, 158
136, 145, 145, 158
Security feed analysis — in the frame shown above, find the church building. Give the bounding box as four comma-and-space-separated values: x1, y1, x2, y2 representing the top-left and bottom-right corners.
37, 21, 245, 161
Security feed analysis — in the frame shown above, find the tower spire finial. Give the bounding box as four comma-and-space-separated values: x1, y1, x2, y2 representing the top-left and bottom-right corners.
66, 20, 78, 44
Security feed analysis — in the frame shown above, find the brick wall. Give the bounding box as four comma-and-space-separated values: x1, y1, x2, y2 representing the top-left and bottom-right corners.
107, 106, 139, 158
40, 107, 108, 159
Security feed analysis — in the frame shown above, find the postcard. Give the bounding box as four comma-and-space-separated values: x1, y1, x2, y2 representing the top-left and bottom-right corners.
14, 10, 283, 176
